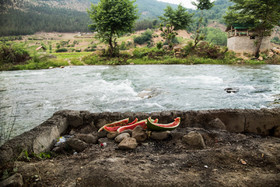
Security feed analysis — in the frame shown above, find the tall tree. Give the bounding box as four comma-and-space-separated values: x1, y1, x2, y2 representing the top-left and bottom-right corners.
224, 0, 280, 57
159, 5, 193, 48
192, 0, 214, 48
88, 0, 138, 56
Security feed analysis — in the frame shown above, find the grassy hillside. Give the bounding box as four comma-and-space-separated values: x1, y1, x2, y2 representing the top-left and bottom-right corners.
0, 0, 176, 36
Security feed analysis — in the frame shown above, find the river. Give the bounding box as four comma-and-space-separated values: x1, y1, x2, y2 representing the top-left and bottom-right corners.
0, 65, 280, 141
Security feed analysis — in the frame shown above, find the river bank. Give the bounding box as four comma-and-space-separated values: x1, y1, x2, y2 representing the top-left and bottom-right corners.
1, 109, 280, 186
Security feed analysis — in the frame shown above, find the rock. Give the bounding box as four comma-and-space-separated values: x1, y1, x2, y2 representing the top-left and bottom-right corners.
208, 118, 226, 130
79, 125, 95, 134
67, 138, 88, 152
76, 134, 97, 144
0, 173, 23, 187
96, 119, 107, 129
150, 131, 171, 140
67, 111, 83, 128
224, 88, 239, 93
268, 51, 274, 58
132, 126, 147, 142
182, 131, 206, 149
107, 132, 119, 139
274, 126, 280, 137
97, 130, 107, 138
115, 133, 130, 143
118, 137, 138, 150
121, 129, 133, 136
258, 56, 263, 61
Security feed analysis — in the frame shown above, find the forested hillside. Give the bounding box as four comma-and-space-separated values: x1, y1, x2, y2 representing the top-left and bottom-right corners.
0, 0, 231, 36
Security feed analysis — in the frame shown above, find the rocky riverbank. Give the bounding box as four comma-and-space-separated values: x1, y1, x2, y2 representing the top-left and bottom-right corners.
1, 109, 280, 186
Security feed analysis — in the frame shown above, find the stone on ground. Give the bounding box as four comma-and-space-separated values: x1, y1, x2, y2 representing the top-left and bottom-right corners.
67, 138, 88, 152
76, 134, 97, 144
118, 137, 138, 150
115, 133, 130, 143
208, 118, 226, 130
107, 132, 119, 139
182, 131, 206, 149
132, 126, 147, 142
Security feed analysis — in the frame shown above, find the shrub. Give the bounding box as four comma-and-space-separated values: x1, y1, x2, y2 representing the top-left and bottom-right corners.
55, 48, 68, 53
82, 54, 100, 65
120, 41, 127, 50
156, 42, 163, 49
0, 43, 30, 64
134, 29, 153, 45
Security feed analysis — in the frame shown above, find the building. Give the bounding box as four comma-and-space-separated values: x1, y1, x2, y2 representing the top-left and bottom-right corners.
226, 24, 271, 54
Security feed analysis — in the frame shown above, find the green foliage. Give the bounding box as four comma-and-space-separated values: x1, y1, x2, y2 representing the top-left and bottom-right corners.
133, 19, 159, 31
132, 47, 169, 59
134, 29, 153, 45
82, 54, 102, 65
271, 36, 280, 45
156, 41, 163, 49
55, 48, 68, 53
120, 42, 127, 50
70, 58, 84, 65
159, 5, 193, 47
84, 44, 97, 52
0, 43, 30, 64
224, 0, 280, 57
0, 4, 91, 36
88, 0, 138, 57
192, 0, 214, 50
201, 27, 227, 46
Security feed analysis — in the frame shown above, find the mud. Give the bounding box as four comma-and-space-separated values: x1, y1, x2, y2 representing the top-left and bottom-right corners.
1, 109, 280, 186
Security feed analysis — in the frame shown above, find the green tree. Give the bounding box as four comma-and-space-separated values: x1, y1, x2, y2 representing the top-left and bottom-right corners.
192, 0, 214, 48
224, 0, 280, 57
88, 0, 138, 57
159, 5, 193, 48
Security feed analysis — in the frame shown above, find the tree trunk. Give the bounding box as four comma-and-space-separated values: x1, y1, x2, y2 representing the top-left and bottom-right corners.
255, 34, 264, 58
108, 37, 113, 57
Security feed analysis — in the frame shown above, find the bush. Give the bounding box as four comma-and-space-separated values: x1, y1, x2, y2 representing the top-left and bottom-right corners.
271, 36, 280, 45
0, 43, 30, 64
55, 48, 68, 53
156, 42, 163, 49
193, 41, 228, 59
132, 47, 166, 59
120, 41, 127, 50
134, 29, 153, 45
82, 54, 100, 65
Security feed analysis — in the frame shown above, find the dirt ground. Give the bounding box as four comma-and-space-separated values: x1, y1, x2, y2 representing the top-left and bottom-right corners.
2, 126, 280, 187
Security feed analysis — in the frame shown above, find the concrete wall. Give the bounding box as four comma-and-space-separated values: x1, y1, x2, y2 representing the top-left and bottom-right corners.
1, 109, 280, 164
227, 36, 271, 54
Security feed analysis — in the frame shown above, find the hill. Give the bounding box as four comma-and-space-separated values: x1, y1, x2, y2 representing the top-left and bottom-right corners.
0, 0, 232, 36
0, 0, 177, 36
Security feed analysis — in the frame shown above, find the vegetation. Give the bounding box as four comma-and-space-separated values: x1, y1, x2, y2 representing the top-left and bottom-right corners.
88, 0, 138, 57
134, 29, 153, 45
192, 0, 214, 49
271, 36, 280, 45
159, 5, 193, 48
201, 27, 227, 46
0, 0, 176, 36
224, 0, 280, 57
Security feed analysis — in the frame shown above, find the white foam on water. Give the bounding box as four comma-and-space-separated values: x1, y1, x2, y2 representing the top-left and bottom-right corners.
173, 75, 223, 84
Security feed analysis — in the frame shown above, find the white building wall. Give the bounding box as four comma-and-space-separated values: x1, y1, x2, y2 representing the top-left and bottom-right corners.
227, 36, 271, 54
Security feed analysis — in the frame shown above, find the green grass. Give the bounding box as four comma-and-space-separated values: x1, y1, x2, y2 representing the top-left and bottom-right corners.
53, 52, 92, 59
12, 59, 68, 70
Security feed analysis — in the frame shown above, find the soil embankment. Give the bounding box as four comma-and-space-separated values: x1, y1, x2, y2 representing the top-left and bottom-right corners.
0, 109, 280, 186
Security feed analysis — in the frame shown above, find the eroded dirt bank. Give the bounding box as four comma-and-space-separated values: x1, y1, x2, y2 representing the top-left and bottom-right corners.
1, 109, 280, 186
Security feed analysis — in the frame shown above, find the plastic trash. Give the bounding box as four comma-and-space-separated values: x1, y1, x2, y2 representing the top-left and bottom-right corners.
54, 135, 73, 146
